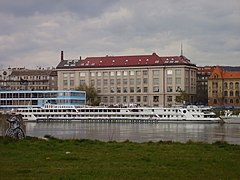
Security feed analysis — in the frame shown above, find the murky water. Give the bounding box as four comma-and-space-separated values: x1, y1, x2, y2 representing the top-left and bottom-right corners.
24, 122, 240, 144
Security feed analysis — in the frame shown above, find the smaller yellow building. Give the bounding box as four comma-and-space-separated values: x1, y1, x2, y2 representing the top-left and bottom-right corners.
208, 66, 240, 107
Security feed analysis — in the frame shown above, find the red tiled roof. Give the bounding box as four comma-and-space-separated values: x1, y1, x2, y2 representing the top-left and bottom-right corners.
74, 53, 192, 68
197, 66, 215, 73
209, 66, 240, 79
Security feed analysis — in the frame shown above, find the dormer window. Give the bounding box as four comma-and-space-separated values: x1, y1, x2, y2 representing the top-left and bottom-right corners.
214, 74, 218, 79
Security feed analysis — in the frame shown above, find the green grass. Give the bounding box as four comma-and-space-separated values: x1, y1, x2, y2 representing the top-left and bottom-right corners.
0, 137, 240, 179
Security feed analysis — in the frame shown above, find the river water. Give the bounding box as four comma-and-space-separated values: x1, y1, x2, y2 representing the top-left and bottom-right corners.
24, 122, 240, 145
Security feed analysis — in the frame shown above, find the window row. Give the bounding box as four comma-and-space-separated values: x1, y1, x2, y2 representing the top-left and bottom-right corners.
213, 99, 240, 104
224, 82, 239, 89
224, 90, 239, 97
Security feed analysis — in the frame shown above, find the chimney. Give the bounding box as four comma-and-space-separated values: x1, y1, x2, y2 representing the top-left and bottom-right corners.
61, 51, 64, 61
79, 56, 81, 60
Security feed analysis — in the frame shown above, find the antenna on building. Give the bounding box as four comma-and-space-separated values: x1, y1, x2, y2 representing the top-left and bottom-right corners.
180, 42, 183, 56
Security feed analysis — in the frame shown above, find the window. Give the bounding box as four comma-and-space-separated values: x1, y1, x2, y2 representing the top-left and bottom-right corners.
230, 99, 233, 103
136, 78, 141, 85
123, 79, 127, 85
137, 96, 141, 102
153, 70, 159, 76
117, 72, 121, 76
143, 70, 148, 76
230, 82, 233, 89
213, 99, 218, 104
167, 77, 172, 84
130, 78, 134, 85
143, 96, 148, 102
110, 88, 115, 93
70, 80, 74, 86
167, 96, 172, 102
123, 87, 127, 93
236, 82, 239, 88
63, 80, 68, 86
153, 78, 159, 85
79, 72, 85, 77
143, 78, 148, 84
136, 71, 141, 76
97, 79, 101, 86
110, 72, 115, 76
176, 78, 181, 84
224, 99, 227, 104
130, 71, 134, 76
167, 86, 172, 92
130, 96, 134, 103
103, 88, 108, 93
224, 91, 228, 96
123, 71, 128, 76
117, 96, 121, 103
153, 86, 159, 92
143, 87, 148, 93
175, 69, 181, 75
117, 87, 121, 93
167, 70, 172, 75
103, 72, 108, 76
63, 73, 68, 78
230, 91, 233, 96
123, 96, 127, 102
136, 87, 141, 93
70, 73, 75, 78
236, 91, 239, 96
176, 86, 181, 92
80, 80, 85, 85
224, 82, 228, 88
153, 96, 159, 102
91, 72, 95, 77
97, 72, 102, 77
110, 79, 114, 85
130, 87, 134, 93
117, 79, 121, 85
91, 80, 95, 86
103, 79, 108, 85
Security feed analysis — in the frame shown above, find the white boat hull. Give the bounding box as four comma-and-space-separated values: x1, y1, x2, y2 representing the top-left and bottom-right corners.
17, 104, 221, 124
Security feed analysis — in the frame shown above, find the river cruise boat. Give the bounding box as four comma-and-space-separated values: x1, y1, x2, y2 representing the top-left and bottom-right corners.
15, 104, 220, 123
220, 110, 240, 124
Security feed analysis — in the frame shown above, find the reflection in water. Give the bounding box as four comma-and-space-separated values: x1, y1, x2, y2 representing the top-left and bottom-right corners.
26, 122, 240, 144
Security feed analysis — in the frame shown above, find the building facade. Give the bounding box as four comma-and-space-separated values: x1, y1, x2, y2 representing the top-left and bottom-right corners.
0, 67, 58, 91
208, 66, 240, 108
0, 90, 86, 110
56, 52, 197, 107
196, 66, 215, 105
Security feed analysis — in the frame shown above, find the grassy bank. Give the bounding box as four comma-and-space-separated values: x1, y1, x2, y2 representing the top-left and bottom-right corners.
0, 137, 240, 179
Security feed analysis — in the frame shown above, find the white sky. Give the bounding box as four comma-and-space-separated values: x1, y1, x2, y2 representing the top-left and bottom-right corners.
0, 0, 240, 68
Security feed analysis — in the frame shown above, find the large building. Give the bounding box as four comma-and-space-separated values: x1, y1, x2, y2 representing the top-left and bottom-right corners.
208, 66, 240, 108
196, 66, 215, 105
0, 90, 86, 110
56, 51, 197, 107
0, 67, 58, 91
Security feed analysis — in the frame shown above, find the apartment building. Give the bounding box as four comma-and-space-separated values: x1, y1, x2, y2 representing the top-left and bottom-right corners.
0, 67, 58, 91
196, 66, 215, 105
56, 51, 197, 107
208, 66, 240, 108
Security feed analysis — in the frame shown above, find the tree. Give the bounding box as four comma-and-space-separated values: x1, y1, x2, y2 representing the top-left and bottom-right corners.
175, 90, 188, 105
76, 84, 100, 106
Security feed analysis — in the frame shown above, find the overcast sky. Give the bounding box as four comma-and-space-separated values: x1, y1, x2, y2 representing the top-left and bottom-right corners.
0, 0, 239, 69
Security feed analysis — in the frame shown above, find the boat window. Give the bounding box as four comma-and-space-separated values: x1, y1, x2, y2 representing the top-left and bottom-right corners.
183, 110, 186, 113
